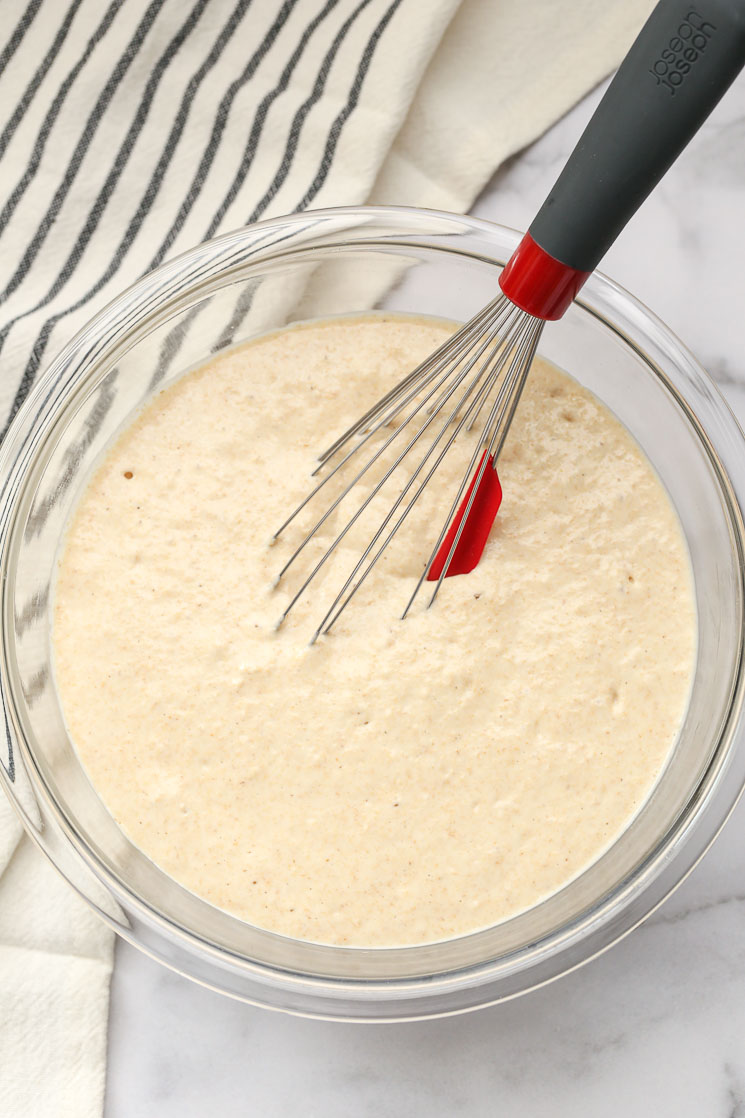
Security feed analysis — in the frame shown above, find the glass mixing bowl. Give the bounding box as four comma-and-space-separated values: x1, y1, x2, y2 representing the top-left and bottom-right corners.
1, 207, 745, 1021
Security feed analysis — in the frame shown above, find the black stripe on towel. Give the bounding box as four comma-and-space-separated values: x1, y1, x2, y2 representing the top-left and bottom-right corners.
201, 0, 340, 244
0, 0, 168, 305
0, 0, 403, 436
0, 0, 207, 409
0, 0, 44, 82
147, 216, 324, 393
0, 0, 255, 435
298, 0, 402, 209
2, 701, 15, 782
0, 0, 86, 163
146, 0, 299, 271
0, 0, 256, 434
215, 0, 401, 350
246, 0, 375, 227
0, 0, 126, 237
8, 0, 210, 317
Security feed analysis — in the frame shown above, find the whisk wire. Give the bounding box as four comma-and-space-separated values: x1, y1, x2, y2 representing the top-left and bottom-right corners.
424, 318, 543, 612
398, 315, 539, 620
275, 305, 517, 613
310, 364, 506, 640
272, 297, 512, 550
316, 295, 508, 468
273, 292, 546, 638
372, 299, 517, 434
277, 314, 509, 629
312, 315, 538, 640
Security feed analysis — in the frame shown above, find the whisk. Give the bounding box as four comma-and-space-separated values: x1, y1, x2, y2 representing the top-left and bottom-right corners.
276, 0, 745, 641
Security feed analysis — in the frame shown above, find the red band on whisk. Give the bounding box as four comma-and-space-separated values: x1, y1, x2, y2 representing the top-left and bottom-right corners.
499, 232, 591, 321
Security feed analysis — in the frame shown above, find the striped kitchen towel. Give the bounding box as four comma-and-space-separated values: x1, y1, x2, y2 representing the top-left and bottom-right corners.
0, 1, 653, 1114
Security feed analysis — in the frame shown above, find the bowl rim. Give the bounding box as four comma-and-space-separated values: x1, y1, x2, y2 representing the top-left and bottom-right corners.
2, 204, 745, 1019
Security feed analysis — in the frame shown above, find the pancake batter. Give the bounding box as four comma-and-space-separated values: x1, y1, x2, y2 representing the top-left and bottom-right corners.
53, 315, 696, 946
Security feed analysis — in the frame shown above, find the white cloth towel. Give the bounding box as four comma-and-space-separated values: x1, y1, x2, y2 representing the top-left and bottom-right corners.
0, 0, 652, 1113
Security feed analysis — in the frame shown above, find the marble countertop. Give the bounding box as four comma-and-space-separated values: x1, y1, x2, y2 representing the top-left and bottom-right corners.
106, 76, 745, 1117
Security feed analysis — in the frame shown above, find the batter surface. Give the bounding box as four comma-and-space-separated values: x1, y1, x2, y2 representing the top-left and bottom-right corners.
53, 315, 695, 946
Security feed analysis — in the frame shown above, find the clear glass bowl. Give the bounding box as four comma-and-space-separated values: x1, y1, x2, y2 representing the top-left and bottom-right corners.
1, 207, 745, 1022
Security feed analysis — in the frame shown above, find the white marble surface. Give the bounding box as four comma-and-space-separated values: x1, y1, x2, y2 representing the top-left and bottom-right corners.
106, 76, 745, 1116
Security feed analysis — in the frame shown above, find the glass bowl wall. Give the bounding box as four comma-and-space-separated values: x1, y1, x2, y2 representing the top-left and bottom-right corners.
1, 208, 744, 1020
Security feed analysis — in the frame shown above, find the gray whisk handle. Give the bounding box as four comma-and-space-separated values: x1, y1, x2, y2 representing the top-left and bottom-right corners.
529, 0, 745, 274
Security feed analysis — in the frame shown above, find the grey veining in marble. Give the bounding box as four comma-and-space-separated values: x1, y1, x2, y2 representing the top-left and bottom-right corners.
106, 74, 745, 1118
